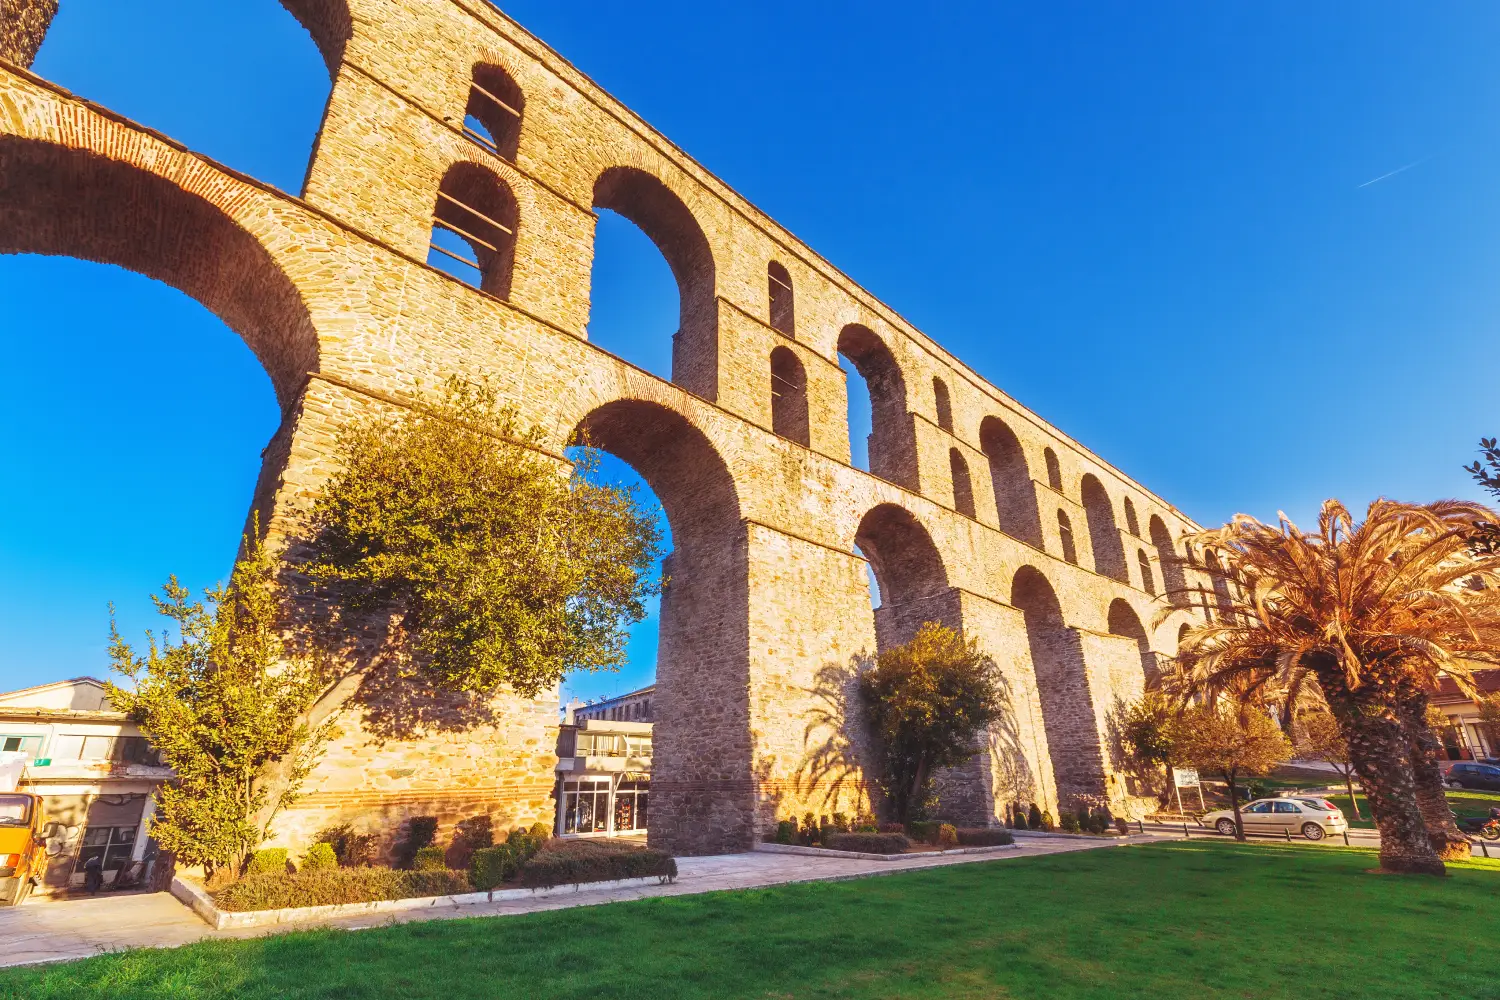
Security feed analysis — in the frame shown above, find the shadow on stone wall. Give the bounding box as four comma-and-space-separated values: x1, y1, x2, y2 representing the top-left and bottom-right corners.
793, 654, 876, 815
984, 669, 1037, 821
352, 658, 501, 740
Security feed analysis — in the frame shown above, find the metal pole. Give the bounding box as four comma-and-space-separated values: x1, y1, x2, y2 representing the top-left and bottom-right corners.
1284, 828, 1292, 843
1482, 841, 1490, 859
1342, 830, 1349, 847
1138, 819, 1144, 834
1183, 821, 1190, 838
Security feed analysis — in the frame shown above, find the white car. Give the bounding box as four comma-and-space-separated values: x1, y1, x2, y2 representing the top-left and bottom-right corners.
1202, 796, 1349, 841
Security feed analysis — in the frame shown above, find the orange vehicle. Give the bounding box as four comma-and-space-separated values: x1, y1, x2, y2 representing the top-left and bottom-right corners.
0, 792, 44, 906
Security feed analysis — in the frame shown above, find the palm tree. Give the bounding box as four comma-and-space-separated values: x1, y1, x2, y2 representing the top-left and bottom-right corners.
1164, 499, 1500, 875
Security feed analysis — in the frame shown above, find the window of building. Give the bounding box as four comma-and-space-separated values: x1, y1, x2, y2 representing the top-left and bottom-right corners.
767, 260, 795, 336
1044, 448, 1063, 491
75, 824, 137, 873
561, 778, 612, 835
463, 63, 525, 161
932, 377, 953, 432
0, 735, 42, 758
1058, 509, 1078, 564
613, 780, 649, 833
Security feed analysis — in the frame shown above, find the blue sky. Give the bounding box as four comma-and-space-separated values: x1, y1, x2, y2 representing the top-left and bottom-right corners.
3, 2, 1499, 704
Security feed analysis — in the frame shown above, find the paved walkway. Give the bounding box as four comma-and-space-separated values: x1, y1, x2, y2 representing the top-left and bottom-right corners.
0, 833, 1173, 969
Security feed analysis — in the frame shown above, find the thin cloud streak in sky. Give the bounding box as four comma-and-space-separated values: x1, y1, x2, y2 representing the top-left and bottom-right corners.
1358, 154, 1434, 189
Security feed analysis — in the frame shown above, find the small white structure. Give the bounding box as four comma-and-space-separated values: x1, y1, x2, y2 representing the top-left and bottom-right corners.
0, 677, 171, 891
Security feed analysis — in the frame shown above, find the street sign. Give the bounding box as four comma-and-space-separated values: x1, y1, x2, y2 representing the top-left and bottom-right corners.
1172, 768, 1200, 788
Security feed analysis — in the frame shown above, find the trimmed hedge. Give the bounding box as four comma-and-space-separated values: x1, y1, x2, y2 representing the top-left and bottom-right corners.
517, 839, 676, 889
214, 867, 471, 912
824, 832, 909, 855
955, 827, 1015, 847
246, 848, 288, 876
906, 821, 940, 845
301, 842, 338, 872
413, 846, 448, 871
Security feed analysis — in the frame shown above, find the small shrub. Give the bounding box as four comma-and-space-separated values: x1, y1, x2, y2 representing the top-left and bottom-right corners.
214, 867, 470, 912
955, 827, 1014, 847
1027, 803, 1043, 830
314, 824, 376, 868
1040, 811, 1055, 832
448, 815, 494, 870
395, 816, 439, 869
527, 822, 552, 842
907, 820, 940, 845
824, 832, 909, 855
775, 820, 795, 844
518, 839, 676, 889
301, 842, 337, 872
413, 846, 448, 871
878, 822, 905, 834
468, 845, 511, 891
1115, 817, 1131, 836
246, 848, 289, 876
937, 823, 959, 848
1059, 810, 1079, 833
854, 824, 878, 833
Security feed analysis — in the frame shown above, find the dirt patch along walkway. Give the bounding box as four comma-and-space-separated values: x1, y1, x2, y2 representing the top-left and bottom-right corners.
0, 832, 1173, 969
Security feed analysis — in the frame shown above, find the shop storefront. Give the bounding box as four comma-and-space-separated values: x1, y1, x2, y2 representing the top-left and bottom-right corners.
554, 720, 652, 838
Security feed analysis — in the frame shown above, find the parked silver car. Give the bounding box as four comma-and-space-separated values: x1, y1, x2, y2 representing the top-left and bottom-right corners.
1202, 797, 1349, 840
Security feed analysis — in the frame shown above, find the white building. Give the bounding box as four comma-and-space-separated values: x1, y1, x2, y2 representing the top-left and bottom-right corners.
553, 719, 652, 838
0, 678, 170, 891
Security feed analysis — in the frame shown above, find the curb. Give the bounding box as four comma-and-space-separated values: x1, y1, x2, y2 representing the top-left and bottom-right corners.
754, 842, 1020, 862
170, 873, 676, 930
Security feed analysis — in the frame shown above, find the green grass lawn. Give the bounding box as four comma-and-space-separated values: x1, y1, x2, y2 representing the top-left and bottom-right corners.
1324, 788, 1500, 830
3, 842, 1497, 1000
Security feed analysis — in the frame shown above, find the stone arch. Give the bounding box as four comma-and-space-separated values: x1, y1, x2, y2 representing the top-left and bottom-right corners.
1106, 598, 1158, 687
932, 376, 953, 432
568, 399, 749, 855
1044, 447, 1063, 491
1149, 515, 1189, 607
979, 416, 1041, 546
429, 161, 519, 299
592, 167, 719, 400
1205, 551, 1236, 619
854, 503, 954, 650
769, 345, 809, 446
0, 136, 317, 412
1137, 548, 1155, 596
767, 260, 794, 336
1123, 497, 1140, 536
465, 62, 526, 161
280, 0, 354, 78
949, 448, 976, 518
837, 324, 917, 490
1080, 474, 1127, 583
1011, 566, 1104, 801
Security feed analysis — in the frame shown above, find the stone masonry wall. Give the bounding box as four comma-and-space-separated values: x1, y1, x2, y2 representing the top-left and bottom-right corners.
1, 1, 1211, 855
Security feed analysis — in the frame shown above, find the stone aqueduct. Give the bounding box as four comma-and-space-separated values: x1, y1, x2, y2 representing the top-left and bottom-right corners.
0, 0, 1223, 855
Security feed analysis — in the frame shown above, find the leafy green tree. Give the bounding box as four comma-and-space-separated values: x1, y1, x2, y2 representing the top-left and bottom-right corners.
1294, 710, 1361, 820
859, 622, 1004, 823
107, 530, 329, 875
1177, 704, 1292, 841
1120, 692, 1184, 806
251, 377, 663, 831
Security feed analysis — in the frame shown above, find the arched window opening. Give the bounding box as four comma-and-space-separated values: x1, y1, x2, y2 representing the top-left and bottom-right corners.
767, 260, 795, 336
932, 377, 953, 432
1137, 549, 1155, 595
591, 167, 718, 399
1057, 510, 1078, 564
855, 504, 955, 651
1080, 474, 1127, 583
1123, 497, 1140, 536
769, 346, 809, 446
1107, 598, 1158, 690
428, 162, 518, 299
979, 416, 1041, 546
1044, 448, 1063, 491
837, 324, 917, 490
464, 63, 525, 161
1205, 551, 1236, 620
949, 448, 976, 518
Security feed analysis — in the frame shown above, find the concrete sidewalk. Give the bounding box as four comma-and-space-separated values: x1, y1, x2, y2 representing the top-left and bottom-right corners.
0, 832, 1173, 969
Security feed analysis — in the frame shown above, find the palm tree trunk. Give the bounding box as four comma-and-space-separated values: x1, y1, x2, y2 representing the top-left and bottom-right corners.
1396, 687, 1469, 861
1311, 659, 1443, 875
